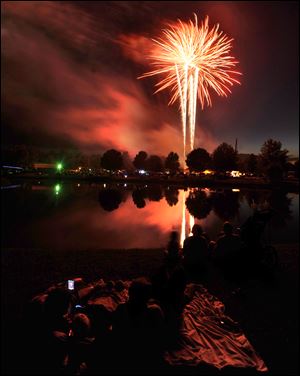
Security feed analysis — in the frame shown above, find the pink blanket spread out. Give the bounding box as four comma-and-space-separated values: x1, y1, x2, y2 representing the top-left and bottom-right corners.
164, 284, 267, 371
87, 281, 268, 372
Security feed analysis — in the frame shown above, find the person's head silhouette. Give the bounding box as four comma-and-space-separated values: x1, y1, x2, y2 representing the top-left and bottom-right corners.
72, 313, 91, 339
223, 222, 233, 235
192, 224, 203, 237
128, 277, 152, 308
44, 288, 72, 318
170, 231, 178, 242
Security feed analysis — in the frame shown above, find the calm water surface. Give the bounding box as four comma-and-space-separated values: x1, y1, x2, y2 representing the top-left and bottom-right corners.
1, 180, 299, 250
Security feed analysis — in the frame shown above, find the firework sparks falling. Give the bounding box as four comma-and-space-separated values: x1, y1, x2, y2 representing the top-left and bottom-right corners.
139, 15, 241, 161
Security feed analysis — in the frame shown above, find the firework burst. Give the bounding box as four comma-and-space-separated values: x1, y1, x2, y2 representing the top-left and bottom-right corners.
139, 15, 241, 161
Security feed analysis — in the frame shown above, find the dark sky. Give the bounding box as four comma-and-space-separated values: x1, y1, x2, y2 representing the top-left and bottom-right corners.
1, 1, 299, 158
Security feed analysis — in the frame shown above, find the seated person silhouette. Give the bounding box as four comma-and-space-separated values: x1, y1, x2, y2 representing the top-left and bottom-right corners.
165, 230, 181, 263
40, 288, 73, 374
112, 277, 165, 373
240, 209, 273, 265
183, 224, 209, 278
213, 222, 244, 279
153, 232, 187, 313
67, 313, 95, 374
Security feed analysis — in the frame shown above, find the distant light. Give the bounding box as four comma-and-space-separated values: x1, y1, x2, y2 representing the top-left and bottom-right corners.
103, 183, 106, 188
57, 163, 63, 171
124, 183, 127, 187
77, 183, 80, 187
78, 166, 82, 170
1, 185, 21, 190
2, 165, 23, 170
124, 175, 128, 178
203, 169, 213, 175
231, 170, 242, 178
232, 188, 240, 192
54, 184, 61, 195
89, 168, 91, 171
138, 170, 146, 175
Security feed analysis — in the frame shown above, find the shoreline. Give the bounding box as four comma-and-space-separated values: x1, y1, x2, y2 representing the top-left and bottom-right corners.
2, 173, 299, 192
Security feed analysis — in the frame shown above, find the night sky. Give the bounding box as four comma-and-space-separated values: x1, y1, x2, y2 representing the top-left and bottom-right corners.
2, 1, 299, 158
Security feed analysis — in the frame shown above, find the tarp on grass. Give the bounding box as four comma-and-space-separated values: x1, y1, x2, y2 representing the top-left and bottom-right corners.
87, 281, 268, 372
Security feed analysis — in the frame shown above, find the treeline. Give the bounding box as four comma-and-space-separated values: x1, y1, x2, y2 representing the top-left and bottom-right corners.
99, 139, 298, 181
2, 139, 299, 180
185, 140, 299, 181
98, 186, 292, 228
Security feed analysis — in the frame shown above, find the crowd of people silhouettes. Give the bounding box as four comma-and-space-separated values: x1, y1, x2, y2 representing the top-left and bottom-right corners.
24, 210, 274, 375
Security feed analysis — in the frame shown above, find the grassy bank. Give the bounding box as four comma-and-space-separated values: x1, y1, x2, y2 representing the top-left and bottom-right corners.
1, 244, 299, 374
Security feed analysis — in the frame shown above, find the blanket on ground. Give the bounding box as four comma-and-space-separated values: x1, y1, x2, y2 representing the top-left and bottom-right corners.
164, 284, 267, 371
86, 280, 267, 372
31, 279, 267, 372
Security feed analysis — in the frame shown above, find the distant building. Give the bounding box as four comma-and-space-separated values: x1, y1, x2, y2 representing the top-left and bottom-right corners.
1, 165, 24, 175
32, 163, 56, 169
32, 163, 57, 174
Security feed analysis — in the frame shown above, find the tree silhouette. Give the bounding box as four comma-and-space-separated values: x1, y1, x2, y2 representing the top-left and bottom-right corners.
212, 190, 240, 221
212, 143, 237, 172
185, 190, 212, 219
258, 139, 288, 182
164, 187, 179, 206
132, 189, 147, 208
98, 189, 123, 211
245, 154, 258, 174
147, 155, 163, 172
267, 190, 292, 228
101, 149, 123, 172
165, 152, 180, 173
133, 151, 148, 170
186, 148, 211, 172
243, 189, 265, 209
146, 185, 163, 201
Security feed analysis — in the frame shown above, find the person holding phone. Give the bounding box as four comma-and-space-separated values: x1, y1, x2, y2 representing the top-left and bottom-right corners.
31, 287, 74, 374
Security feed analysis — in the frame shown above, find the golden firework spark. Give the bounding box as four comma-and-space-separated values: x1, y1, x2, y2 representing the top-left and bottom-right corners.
139, 14, 241, 161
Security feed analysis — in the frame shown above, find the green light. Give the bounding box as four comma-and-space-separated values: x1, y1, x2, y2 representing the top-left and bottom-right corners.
57, 163, 63, 171
54, 184, 61, 195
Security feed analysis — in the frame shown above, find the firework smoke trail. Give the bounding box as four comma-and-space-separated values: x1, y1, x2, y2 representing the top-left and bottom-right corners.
175, 64, 187, 160
139, 14, 241, 163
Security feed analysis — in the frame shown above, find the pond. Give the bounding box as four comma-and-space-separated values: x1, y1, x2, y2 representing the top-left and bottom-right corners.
1, 180, 298, 250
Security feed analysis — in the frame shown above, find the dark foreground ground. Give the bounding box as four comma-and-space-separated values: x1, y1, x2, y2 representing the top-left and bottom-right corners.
1, 244, 299, 375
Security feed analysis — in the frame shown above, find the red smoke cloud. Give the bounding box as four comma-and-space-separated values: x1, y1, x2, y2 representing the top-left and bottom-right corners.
2, 1, 217, 159
118, 34, 155, 65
